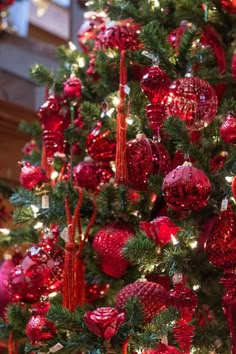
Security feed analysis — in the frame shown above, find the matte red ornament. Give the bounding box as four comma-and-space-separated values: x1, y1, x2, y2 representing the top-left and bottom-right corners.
0, 259, 14, 317
162, 162, 211, 212
86, 120, 116, 162
20, 161, 47, 190
84, 307, 125, 339
63, 76, 82, 99
220, 111, 236, 145
127, 136, 171, 191
38, 96, 70, 157
140, 216, 179, 245
93, 222, 135, 278
163, 75, 218, 131
221, 0, 236, 14
116, 281, 167, 323
77, 15, 105, 52
141, 66, 171, 104
145, 344, 180, 354
25, 315, 56, 343
73, 159, 101, 191
98, 25, 138, 51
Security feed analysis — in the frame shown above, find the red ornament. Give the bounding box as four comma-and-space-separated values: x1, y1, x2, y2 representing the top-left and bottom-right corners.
210, 153, 227, 174
0, 259, 14, 317
84, 307, 125, 339
232, 52, 236, 80
86, 121, 116, 162
168, 20, 189, 51
26, 315, 56, 343
99, 162, 114, 184
63, 76, 82, 100
93, 222, 135, 278
77, 15, 105, 52
162, 162, 211, 212
145, 344, 180, 354
232, 176, 236, 200
141, 66, 171, 104
98, 25, 138, 51
116, 281, 167, 323
20, 162, 47, 190
163, 75, 218, 131
221, 0, 236, 14
38, 96, 70, 157
145, 102, 169, 135
126, 136, 171, 191
172, 151, 195, 169
140, 216, 179, 245
85, 283, 110, 303
220, 111, 236, 145
73, 159, 101, 191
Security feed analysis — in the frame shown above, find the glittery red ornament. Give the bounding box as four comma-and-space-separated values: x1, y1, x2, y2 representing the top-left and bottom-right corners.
126, 136, 171, 191
86, 121, 116, 162
26, 315, 56, 343
220, 111, 236, 145
38, 96, 70, 157
92, 222, 135, 278
73, 159, 101, 191
0, 259, 14, 317
77, 15, 105, 52
84, 307, 125, 339
20, 162, 47, 190
63, 76, 82, 99
98, 25, 138, 51
145, 344, 180, 354
99, 162, 114, 184
141, 66, 171, 104
140, 216, 179, 245
162, 162, 211, 212
85, 283, 110, 303
164, 75, 218, 131
116, 281, 167, 323
221, 0, 236, 14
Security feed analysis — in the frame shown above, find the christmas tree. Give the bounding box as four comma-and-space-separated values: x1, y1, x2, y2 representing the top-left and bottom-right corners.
2, 0, 236, 353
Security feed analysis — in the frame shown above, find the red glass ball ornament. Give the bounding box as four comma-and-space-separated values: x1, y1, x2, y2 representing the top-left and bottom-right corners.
77, 15, 105, 52
145, 344, 180, 354
126, 136, 171, 191
20, 162, 47, 190
162, 162, 211, 212
86, 121, 116, 162
141, 66, 171, 104
63, 76, 82, 99
26, 315, 56, 343
205, 205, 236, 271
163, 75, 218, 131
92, 222, 135, 278
73, 159, 101, 191
84, 307, 125, 339
221, 0, 236, 14
116, 281, 167, 323
168, 21, 189, 51
98, 25, 138, 51
0, 259, 14, 317
220, 111, 236, 144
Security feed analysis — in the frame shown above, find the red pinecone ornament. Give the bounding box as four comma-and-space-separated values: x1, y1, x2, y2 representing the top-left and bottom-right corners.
26, 315, 56, 343
162, 162, 211, 212
127, 136, 171, 191
221, 0, 236, 14
63, 76, 82, 99
20, 162, 47, 190
220, 111, 236, 144
116, 281, 167, 323
92, 222, 135, 278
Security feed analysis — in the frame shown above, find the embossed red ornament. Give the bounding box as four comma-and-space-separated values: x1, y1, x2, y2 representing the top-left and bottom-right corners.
98, 25, 138, 51
220, 111, 236, 145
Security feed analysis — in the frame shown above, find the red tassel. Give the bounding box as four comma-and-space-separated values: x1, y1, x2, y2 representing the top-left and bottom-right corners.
115, 49, 128, 185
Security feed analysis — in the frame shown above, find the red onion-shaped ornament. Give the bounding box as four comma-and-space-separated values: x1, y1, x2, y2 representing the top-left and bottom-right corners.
116, 281, 167, 323
98, 25, 138, 51
163, 75, 218, 131
92, 222, 135, 278
221, 0, 236, 14
73, 159, 101, 191
26, 315, 56, 343
20, 162, 47, 190
220, 111, 236, 145
141, 66, 171, 104
127, 135, 171, 191
86, 121, 116, 162
162, 162, 211, 212
145, 344, 180, 354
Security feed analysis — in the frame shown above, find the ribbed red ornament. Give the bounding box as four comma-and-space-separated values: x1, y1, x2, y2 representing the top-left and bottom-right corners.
20, 162, 47, 190
141, 66, 171, 104
26, 315, 56, 343
220, 111, 236, 145
221, 0, 236, 14
116, 281, 167, 323
163, 76, 218, 131
162, 162, 211, 212
77, 15, 105, 52
92, 222, 135, 278
127, 136, 171, 191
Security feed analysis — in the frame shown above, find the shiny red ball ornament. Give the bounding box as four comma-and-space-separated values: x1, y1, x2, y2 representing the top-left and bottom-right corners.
220, 111, 236, 144
77, 15, 105, 52
98, 25, 138, 51
92, 222, 135, 278
38, 96, 70, 157
20, 161, 47, 190
84, 307, 125, 339
163, 75, 218, 131
221, 0, 236, 14
141, 66, 171, 104
162, 162, 211, 212
126, 135, 171, 191
63, 76, 82, 99
73, 159, 101, 191
26, 315, 56, 343
205, 205, 236, 271
86, 121, 116, 162
145, 344, 180, 354
0, 259, 14, 317
116, 281, 167, 323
